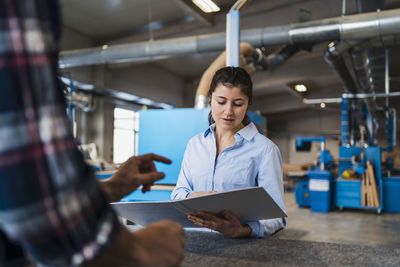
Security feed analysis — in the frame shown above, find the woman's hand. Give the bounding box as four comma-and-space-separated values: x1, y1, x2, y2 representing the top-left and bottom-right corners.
187, 210, 252, 238
187, 191, 216, 198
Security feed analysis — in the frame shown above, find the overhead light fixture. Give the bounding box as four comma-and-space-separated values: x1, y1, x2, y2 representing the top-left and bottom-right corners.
320, 102, 326, 108
294, 84, 307, 93
192, 0, 220, 13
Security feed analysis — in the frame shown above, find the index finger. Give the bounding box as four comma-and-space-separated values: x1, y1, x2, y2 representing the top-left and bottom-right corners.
137, 153, 172, 164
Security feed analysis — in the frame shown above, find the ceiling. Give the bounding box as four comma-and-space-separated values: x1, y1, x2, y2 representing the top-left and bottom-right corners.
59, 0, 400, 119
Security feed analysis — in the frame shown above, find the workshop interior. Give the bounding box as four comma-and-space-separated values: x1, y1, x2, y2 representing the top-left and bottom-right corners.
2, 0, 400, 266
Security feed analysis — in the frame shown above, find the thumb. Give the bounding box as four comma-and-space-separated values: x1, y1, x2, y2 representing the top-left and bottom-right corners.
136, 171, 165, 184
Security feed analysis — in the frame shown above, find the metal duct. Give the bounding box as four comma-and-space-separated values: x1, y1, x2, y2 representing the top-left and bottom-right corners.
349, 0, 387, 144
59, 8, 400, 68
241, 45, 301, 72
324, 41, 359, 94
261, 45, 301, 72
324, 40, 359, 145
324, 34, 400, 93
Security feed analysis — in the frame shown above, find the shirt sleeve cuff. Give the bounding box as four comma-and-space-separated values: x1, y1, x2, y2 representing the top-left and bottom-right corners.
246, 221, 264, 237
71, 209, 120, 265
171, 189, 191, 200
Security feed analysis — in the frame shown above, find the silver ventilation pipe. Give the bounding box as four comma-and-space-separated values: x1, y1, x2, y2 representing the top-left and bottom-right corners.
325, 40, 360, 145
349, 0, 387, 144
324, 41, 359, 94
59, 8, 400, 68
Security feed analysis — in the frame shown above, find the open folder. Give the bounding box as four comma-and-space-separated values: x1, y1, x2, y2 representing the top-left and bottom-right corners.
111, 187, 287, 227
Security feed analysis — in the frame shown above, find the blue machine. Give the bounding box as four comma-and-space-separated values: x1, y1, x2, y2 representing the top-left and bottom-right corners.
335, 146, 383, 213
122, 108, 265, 202
293, 96, 399, 214
294, 137, 334, 212
308, 170, 333, 212
295, 180, 310, 207
296, 137, 333, 171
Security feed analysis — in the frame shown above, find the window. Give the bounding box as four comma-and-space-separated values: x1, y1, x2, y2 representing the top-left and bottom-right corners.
113, 107, 138, 164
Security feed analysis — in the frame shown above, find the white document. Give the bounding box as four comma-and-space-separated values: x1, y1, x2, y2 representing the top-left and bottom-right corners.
111, 187, 287, 227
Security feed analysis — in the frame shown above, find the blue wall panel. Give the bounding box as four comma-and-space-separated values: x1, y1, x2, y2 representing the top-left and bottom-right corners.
121, 190, 173, 202
138, 108, 210, 184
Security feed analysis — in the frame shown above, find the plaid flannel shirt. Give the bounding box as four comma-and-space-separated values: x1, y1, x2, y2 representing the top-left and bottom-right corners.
0, 1, 119, 265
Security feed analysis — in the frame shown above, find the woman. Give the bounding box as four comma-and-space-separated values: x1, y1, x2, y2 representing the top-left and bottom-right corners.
171, 66, 285, 238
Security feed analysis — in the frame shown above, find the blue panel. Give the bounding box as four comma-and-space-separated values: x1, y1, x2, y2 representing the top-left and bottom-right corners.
138, 108, 264, 185
335, 180, 362, 208
138, 108, 210, 184
121, 190, 173, 202
335, 146, 382, 211
383, 177, 400, 213
310, 191, 331, 213
295, 180, 310, 207
95, 172, 114, 179
308, 170, 333, 213
248, 112, 265, 134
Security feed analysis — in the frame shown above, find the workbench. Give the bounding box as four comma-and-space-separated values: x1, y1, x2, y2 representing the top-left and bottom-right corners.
182, 230, 400, 266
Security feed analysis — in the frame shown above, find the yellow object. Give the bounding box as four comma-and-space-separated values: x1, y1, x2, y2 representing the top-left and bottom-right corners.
342, 170, 351, 179
342, 169, 359, 179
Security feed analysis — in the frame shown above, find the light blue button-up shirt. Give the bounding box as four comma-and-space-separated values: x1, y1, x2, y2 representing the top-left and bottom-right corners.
171, 122, 286, 237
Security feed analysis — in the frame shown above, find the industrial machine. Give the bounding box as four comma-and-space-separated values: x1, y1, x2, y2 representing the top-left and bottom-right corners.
333, 94, 399, 214
294, 137, 334, 213
295, 95, 399, 214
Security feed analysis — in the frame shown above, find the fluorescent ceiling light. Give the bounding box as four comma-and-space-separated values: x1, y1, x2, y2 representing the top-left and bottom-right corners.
294, 84, 307, 93
192, 0, 220, 13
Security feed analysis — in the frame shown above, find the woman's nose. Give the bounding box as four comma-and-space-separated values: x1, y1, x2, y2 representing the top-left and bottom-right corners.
224, 104, 234, 115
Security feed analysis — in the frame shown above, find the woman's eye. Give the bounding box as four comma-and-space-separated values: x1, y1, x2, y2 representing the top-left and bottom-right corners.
234, 103, 244, 107
217, 102, 225, 105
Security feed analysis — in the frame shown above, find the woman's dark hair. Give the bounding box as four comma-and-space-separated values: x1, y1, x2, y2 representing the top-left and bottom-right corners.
208, 66, 253, 125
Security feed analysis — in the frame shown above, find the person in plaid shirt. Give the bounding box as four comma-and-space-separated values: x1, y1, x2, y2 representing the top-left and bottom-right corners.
0, 0, 186, 266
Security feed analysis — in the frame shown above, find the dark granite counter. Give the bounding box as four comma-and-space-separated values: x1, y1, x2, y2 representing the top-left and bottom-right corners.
183, 230, 400, 266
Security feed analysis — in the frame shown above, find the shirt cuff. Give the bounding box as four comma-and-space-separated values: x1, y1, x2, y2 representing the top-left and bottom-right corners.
71, 209, 120, 265
246, 221, 264, 237
171, 189, 191, 200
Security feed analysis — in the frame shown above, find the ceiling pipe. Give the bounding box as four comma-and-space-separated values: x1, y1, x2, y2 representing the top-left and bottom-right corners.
59, 8, 400, 68
323, 34, 400, 94
261, 45, 301, 72
324, 41, 359, 94
349, 0, 387, 143
303, 91, 400, 104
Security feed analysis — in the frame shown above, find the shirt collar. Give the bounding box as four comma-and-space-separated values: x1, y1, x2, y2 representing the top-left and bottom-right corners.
204, 122, 258, 141
204, 123, 216, 137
